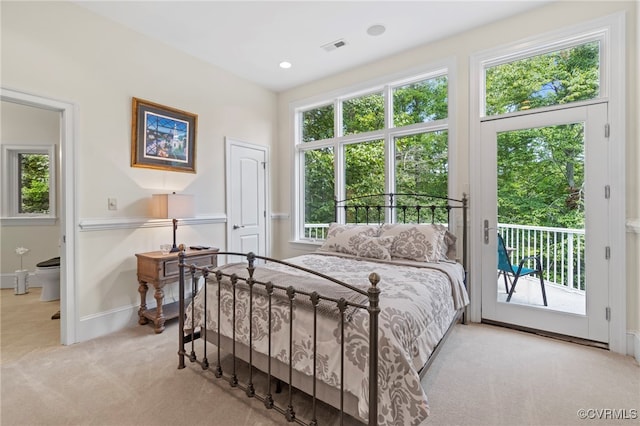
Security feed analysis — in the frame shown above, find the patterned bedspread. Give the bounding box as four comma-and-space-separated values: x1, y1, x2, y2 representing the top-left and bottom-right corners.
185, 252, 468, 425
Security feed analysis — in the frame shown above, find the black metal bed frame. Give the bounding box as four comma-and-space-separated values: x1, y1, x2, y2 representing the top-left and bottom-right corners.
178, 193, 468, 426
334, 193, 468, 268
179, 253, 380, 425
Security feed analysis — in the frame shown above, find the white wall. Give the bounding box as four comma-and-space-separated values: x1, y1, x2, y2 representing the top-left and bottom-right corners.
1, 1, 277, 341
275, 1, 639, 343
0, 102, 61, 281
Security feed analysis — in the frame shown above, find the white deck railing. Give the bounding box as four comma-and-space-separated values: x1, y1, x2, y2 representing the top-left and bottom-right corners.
498, 223, 585, 292
304, 224, 330, 240
304, 222, 585, 292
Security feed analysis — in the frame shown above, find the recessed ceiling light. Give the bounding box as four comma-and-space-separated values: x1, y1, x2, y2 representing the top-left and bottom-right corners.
367, 24, 386, 37
279, 61, 292, 69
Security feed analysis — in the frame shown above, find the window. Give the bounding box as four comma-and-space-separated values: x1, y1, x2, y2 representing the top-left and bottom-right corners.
480, 34, 603, 231
295, 70, 450, 241
2, 145, 56, 223
484, 40, 601, 117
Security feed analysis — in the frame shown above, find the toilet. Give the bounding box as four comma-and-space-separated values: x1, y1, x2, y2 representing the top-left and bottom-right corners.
35, 257, 60, 302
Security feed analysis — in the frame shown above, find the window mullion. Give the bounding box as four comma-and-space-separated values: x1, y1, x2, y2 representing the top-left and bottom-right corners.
334, 99, 345, 208
384, 84, 394, 222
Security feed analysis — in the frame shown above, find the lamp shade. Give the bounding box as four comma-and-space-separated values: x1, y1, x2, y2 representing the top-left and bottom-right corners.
152, 193, 195, 219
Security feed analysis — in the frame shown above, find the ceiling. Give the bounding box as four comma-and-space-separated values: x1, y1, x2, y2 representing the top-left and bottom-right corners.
75, 1, 552, 92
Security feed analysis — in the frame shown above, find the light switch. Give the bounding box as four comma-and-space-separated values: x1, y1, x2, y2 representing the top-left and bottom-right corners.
108, 198, 117, 210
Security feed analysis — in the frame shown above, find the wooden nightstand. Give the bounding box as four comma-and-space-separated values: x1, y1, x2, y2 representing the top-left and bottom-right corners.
136, 248, 218, 333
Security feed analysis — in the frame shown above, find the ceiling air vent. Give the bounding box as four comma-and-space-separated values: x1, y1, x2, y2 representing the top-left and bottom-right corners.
321, 39, 347, 52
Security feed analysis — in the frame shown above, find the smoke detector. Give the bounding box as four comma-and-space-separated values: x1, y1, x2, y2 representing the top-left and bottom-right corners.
321, 39, 348, 52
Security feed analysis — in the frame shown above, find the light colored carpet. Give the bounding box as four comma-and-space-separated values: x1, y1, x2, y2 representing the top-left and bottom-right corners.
1, 289, 638, 425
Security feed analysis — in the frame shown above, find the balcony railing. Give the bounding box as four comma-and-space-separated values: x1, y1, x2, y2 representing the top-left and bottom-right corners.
304, 222, 585, 292
304, 223, 330, 240
498, 223, 585, 292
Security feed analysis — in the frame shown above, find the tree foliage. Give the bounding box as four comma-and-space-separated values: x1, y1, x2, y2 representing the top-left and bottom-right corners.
485, 42, 598, 115
489, 41, 598, 228
302, 41, 598, 229
19, 153, 50, 214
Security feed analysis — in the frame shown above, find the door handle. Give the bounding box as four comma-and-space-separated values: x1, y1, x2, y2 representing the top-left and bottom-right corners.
233, 224, 245, 230
484, 220, 490, 244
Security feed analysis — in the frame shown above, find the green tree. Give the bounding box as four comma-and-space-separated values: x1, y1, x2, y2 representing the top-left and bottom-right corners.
488, 41, 598, 228
19, 153, 50, 214
304, 148, 334, 223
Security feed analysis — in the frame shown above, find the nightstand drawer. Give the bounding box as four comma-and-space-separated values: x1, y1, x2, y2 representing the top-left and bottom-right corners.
163, 254, 215, 278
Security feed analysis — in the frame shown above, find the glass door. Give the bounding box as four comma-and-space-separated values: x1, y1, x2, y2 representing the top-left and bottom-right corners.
480, 103, 609, 343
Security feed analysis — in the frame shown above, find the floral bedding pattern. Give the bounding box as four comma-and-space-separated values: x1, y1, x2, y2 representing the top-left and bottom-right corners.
185, 252, 468, 425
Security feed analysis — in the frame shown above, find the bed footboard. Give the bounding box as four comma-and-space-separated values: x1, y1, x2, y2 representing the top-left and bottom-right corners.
178, 251, 381, 426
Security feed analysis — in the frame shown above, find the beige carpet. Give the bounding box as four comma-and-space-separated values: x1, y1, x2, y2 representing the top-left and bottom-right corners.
1, 289, 638, 425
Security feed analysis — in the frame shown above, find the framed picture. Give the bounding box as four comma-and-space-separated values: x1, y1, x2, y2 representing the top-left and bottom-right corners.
131, 97, 197, 173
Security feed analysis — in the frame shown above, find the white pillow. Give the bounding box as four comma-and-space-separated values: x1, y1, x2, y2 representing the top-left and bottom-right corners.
379, 223, 446, 262
318, 223, 380, 256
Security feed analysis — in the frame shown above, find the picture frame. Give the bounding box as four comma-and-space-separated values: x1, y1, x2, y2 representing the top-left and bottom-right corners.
131, 97, 197, 173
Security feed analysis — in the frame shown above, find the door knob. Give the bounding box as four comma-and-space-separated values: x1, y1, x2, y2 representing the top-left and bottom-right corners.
233, 224, 244, 230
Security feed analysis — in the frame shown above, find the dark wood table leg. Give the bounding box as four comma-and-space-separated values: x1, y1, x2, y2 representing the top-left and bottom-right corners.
138, 280, 149, 325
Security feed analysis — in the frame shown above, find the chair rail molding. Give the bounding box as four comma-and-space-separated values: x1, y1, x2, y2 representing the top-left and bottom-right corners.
78, 215, 226, 231
626, 219, 640, 234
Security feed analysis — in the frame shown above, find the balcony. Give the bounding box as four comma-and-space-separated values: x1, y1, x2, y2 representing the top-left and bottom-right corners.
304, 222, 586, 315
497, 223, 586, 315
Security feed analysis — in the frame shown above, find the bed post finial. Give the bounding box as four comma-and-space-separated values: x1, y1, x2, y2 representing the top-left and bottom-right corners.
368, 272, 380, 287
367, 272, 380, 426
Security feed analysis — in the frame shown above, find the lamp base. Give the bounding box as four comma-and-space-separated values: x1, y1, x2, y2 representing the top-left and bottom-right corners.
170, 218, 180, 253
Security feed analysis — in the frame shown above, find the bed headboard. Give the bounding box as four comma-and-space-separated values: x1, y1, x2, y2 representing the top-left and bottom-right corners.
334, 192, 468, 269
334, 192, 466, 224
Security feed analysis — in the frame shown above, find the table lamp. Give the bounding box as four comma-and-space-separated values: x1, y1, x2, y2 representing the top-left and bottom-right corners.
152, 193, 195, 253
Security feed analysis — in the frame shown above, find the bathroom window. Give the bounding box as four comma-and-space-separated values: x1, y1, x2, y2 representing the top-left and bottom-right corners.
1, 144, 57, 225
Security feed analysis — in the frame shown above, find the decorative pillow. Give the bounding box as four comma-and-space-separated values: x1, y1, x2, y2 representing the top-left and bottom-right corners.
318, 223, 380, 256
433, 224, 457, 260
379, 223, 446, 262
355, 235, 395, 260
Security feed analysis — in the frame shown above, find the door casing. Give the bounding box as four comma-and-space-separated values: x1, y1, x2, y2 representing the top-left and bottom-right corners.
468, 13, 626, 353
1, 87, 77, 345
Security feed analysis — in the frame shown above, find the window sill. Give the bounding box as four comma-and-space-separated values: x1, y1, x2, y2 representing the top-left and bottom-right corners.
1, 216, 58, 226
289, 239, 323, 249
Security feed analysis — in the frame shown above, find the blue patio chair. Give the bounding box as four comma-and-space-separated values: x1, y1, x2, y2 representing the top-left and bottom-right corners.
497, 233, 547, 306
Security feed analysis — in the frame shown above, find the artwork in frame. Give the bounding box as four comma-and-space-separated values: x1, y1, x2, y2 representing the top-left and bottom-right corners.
131, 97, 198, 173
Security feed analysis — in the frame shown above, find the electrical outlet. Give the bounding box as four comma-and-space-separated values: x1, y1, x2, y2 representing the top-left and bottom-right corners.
108, 198, 117, 210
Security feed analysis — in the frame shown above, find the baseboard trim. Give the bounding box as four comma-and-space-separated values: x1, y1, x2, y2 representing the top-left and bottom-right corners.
628, 330, 640, 364
75, 283, 189, 342
0, 272, 42, 289
77, 303, 143, 342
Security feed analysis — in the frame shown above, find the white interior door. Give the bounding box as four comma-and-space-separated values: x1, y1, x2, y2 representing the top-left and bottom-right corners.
226, 139, 267, 261
480, 103, 609, 343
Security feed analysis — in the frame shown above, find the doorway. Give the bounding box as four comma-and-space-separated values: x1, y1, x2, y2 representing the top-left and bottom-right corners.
225, 138, 268, 261
480, 103, 609, 343
1, 87, 77, 345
